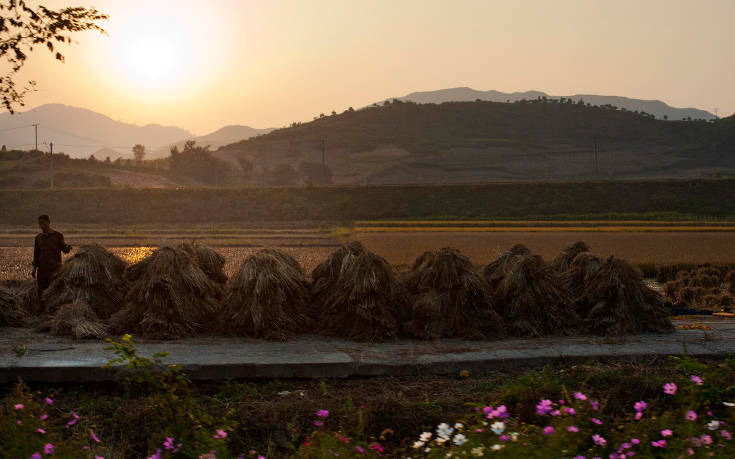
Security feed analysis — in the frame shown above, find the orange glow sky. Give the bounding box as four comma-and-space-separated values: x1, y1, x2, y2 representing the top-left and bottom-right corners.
12, 0, 735, 134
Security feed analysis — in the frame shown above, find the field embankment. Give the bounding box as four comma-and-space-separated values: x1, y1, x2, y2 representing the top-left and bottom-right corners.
2, 179, 735, 224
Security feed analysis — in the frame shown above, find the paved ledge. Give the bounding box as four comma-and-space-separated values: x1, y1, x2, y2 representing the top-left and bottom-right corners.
0, 318, 733, 382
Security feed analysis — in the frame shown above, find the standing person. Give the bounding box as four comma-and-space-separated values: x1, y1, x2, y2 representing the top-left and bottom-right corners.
32, 214, 72, 310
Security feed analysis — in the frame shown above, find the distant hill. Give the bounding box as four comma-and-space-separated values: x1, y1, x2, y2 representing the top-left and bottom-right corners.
219, 99, 735, 185
150, 125, 274, 159
382, 87, 716, 121
0, 104, 192, 158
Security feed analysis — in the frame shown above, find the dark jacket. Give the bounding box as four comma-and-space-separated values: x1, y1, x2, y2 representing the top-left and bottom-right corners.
33, 230, 71, 271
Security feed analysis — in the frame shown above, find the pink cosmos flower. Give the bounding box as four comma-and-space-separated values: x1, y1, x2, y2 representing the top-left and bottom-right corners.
16, 420, 22, 425
213, 429, 227, 439
686, 410, 697, 421
314, 420, 324, 427
536, 399, 553, 416
564, 407, 576, 415
722, 430, 732, 441
67, 418, 77, 427
663, 383, 677, 395
631, 438, 640, 445
44, 443, 54, 454
316, 409, 329, 418
370, 443, 384, 453
635, 412, 643, 420
574, 392, 587, 401
592, 434, 607, 446
567, 426, 579, 432
72, 412, 79, 419
661, 429, 673, 437
700, 434, 712, 445
40, 414, 49, 421
543, 426, 554, 435
91, 431, 101, 443
634, 401, 647, 412
494, 405, 509, 418
591, 418, 603, 425
574, 457, 585, 459
37, 428, 46, 434
13, 403, 23, 410
686, 449, 695, 456
590, 400, 599, 411
499, 434, 510, 442
651, 440, 667, 448
551, 409, 562, 416
30, 453, 42, 459
355, 446, 365, 454
95, 457, 104, 459
690, 375, 703, 386
45, 397, 53, 405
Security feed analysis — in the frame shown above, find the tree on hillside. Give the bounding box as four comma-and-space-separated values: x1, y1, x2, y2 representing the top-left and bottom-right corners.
169, 140, 233, 185
132, 144, 146, 163
0, 1, 108, 112
235, 154, 253, 177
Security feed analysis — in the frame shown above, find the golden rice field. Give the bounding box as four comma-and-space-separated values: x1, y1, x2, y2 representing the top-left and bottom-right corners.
2, 221, 735, 280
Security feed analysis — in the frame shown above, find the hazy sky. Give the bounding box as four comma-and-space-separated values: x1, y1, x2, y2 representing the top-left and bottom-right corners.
10, 0, 735, 134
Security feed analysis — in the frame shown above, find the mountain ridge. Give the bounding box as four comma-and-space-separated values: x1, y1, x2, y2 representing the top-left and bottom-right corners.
384, 87, 716, 121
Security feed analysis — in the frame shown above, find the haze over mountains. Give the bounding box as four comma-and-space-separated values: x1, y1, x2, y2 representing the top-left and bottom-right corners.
383, 88, 717, 121
0, 104, 271, 159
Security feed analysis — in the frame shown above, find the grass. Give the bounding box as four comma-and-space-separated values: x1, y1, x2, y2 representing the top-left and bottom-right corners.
353, 226, 735, 233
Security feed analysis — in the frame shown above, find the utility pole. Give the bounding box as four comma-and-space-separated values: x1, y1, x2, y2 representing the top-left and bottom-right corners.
32, 123, 39, 151
321, 137, 327, 184
49, 142, 54, 189
593, 134, 599, 175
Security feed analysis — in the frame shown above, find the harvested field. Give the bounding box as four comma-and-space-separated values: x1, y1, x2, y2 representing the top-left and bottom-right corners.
352, 231, 735, 266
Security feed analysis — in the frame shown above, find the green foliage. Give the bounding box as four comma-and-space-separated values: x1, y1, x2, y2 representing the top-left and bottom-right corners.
169, 141, 235, 185
4, 179, 735, 224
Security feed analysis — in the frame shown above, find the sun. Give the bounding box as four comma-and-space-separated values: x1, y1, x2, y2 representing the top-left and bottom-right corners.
110, 6, 209, 91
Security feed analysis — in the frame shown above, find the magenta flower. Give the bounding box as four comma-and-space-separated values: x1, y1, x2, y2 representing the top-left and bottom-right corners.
567, 426, 579, 432
30, 453, 42, 459
213, 429, 227, 439
543, 426, 554, 435
37, 428, 46, 434
663, 383, 677, 395
592, 434, 607, 446
634, 411, 643, 420
370, 443, 384, 453
316, 409, 329, 418
44, 397, 53, 405
661, 429, 673, 437
95, 457, 104, 459
494, 405, 509, 418
651, 440, 667, 448
16, 420, 21, 425
690, 375, 703, 386
722, 430, 732, 441
13, 403, 23, 410
564, 407, 576, 415
91, 431, 101, 443
314, 420, 324, 427
634, 401, 647, 412
700, 434, 712, 445
686, 410, 697, 421
574, 392, 587, 401
44, 443, 54, 454
499, 434, 510, 441
574, 457, 585, 459
590, 417, 602, 425
536, 399, 553, 416
631, 438, 640, 445
67, 418, 77, 427
590, 400, 599, 411
355, 446, 365, 454
40, 414, 49, 421
550, 409, 561, 416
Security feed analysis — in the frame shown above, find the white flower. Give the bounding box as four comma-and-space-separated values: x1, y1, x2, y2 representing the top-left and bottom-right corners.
412, 440, 425, 449
424, 447, 431, 453
419, 432, 432, 442
435, 436, 448, 444
437, 423, 454, 438
724, 402, 735, 407
482, 421, 488, 426
491, 444, 505, 451
454, 422, 464, 431
471, 446, 485, 456
452, 434, 467, 445
708, 420, 721, 430
446, 453, 453, 458
510, 432, 519, 442
490, 421, 505, 435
